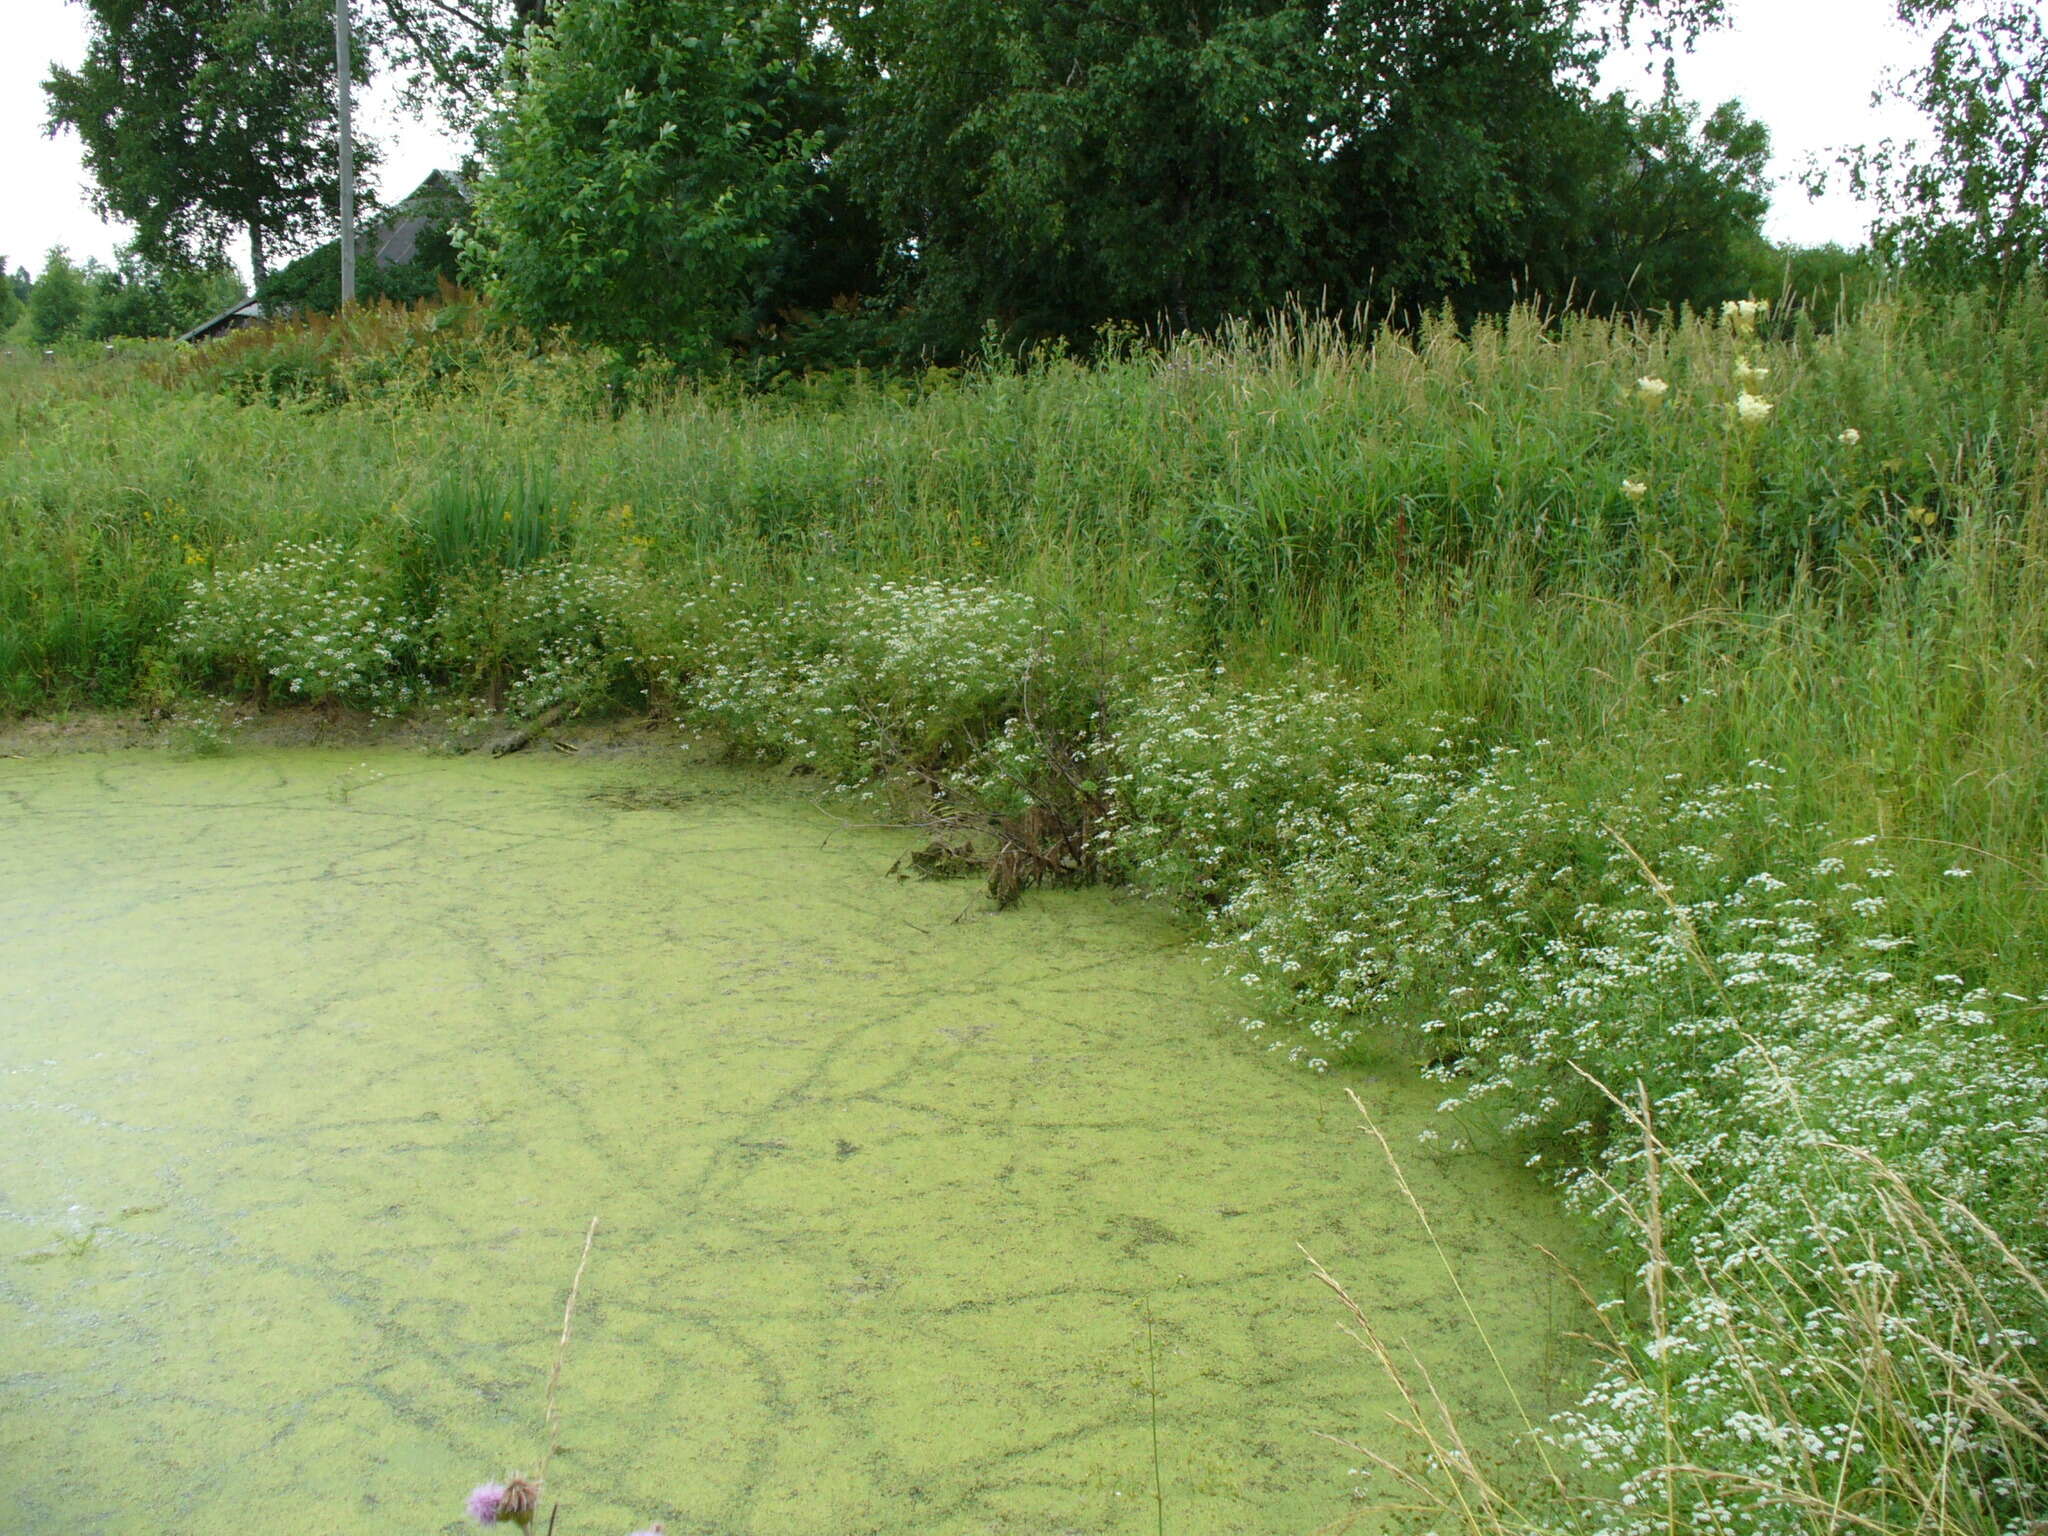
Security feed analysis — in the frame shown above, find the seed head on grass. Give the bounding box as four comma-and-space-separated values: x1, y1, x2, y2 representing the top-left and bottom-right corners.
500, 1476, 542, 1526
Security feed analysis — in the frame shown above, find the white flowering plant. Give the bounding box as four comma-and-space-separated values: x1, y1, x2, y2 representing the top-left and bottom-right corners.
166, 540, 418, 711
1165, 722, 2048, 1534
681, 578, 1093, 790
432, 559, 651, 720
1101, 665, 1395, 904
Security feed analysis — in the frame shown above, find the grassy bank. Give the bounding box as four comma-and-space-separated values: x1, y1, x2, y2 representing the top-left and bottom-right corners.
4, 292, 2046, 1532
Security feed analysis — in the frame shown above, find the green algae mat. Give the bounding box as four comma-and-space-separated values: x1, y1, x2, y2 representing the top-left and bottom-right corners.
0, 747, 1579, 1535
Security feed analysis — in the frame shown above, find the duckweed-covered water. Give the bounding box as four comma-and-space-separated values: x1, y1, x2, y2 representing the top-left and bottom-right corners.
0, 747, 1580, 1535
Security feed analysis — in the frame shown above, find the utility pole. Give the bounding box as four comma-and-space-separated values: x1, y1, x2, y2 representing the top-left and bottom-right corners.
335, 0, 356, 305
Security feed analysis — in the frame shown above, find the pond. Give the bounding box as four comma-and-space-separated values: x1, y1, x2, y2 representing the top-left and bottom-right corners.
0, 744, 1581, 1534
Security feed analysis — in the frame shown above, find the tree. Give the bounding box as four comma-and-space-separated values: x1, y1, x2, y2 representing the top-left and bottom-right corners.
45, 0, 374, 284
372, 0, 558, 129
29, 249, 90, 344
821, 0, 1763, 352
83, 246, 247, 339
464, 0, 856, 354
467, 0, 1753, 360
84, 261, 170, 341
1739, 241, 1880, 333
1481, 82, 1772, 315
823, 0, 1338, 347
0, 259, 21, 334
1846, 0, 2047, 287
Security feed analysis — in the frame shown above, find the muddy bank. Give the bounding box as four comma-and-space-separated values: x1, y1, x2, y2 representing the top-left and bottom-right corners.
0, 744, 1581, 1534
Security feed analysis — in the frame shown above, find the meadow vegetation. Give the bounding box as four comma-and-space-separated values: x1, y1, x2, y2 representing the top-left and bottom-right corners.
4, 286, 2047, 1534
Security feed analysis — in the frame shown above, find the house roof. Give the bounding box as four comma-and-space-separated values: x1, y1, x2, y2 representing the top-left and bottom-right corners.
177, 170, 472, 341
177, 296, 266, 344
375, 170, 470, 267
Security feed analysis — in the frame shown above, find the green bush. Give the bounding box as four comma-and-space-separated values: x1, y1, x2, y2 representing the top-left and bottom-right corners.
175, 298, 609, 410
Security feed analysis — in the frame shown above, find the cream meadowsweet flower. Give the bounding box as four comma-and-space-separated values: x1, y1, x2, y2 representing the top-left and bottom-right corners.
1635, 376, 1669, 404
1621, 478, 1648, 500
1734, 391, 1774, 425
1722, 297, 1768, 336
1838, 427, 1862, 446
1734, 356, 1770, 385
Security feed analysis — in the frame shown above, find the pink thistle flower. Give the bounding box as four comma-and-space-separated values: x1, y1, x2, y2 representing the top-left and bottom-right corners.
466, 1484, 507, 1525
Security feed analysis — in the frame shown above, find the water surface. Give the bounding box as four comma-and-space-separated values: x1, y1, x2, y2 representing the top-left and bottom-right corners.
0, 747, 1578, 1534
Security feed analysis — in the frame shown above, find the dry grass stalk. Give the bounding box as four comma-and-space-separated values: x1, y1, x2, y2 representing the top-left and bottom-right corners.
538, 1214, 600, 1485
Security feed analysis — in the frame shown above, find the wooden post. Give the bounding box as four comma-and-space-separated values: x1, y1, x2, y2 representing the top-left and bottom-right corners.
335, 0, 357, 305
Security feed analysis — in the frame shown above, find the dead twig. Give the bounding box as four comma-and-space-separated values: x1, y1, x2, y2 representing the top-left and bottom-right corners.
538, 1216, 599, 1485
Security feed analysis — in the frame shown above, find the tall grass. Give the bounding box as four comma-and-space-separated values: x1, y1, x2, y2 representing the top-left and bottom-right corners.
4, 288, 2047, 1531
1317, 1086, 2048, 1536
407, 461, 568, 589
6, 289, 2042, 981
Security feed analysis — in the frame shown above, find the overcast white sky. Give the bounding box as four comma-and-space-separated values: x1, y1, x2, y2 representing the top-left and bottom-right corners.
3, 0, 1935, 281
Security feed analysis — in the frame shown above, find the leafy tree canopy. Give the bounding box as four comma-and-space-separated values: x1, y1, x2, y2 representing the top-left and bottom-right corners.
1478, 78, 1772, 316
470, 0, 1765, 362
0, 259, 21, 334
82, 246, 247, 340
463, 0, 858, 355
372, 0, 559, 129
1845, 0, 2047, 288
825, 0, 1771, 350
28, 249, 91, 345
45, 0, 374, 283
